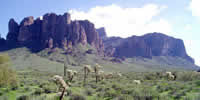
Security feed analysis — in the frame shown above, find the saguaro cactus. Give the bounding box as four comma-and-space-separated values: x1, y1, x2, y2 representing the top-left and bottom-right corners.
67, 69, 77, 82
83, 65, 93, 84
94, 63, 102, 83
64, 63, 67, 76
53, 75, 69, 100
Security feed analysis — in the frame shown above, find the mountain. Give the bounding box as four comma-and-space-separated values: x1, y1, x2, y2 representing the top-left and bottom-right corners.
5, 13, 104, 55
98, 28, 194, 64
0, 12, 198, 71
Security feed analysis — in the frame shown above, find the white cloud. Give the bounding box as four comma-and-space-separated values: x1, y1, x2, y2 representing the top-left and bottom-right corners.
190, 0, 200, 17
184, 24, 192, 31
195, 58, 200, 66
69, 4, 171, 38
39, 16, 43, 20
184, 39, 200, 66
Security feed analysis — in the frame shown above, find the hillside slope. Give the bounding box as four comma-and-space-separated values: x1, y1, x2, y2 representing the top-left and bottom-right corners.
0, 46, 198, 74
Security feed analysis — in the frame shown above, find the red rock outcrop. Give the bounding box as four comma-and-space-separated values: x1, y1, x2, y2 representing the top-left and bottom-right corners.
6, 12, 104, 55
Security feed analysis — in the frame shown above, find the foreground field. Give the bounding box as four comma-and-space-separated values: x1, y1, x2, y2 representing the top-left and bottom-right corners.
1, 70, 200, 100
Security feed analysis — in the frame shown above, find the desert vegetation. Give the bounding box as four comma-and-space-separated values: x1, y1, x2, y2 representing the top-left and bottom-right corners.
1, 59, 200, 100
0, 54, 18, 88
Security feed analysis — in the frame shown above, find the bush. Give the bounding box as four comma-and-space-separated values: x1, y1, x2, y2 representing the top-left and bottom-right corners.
0, 91, 3, 96
88, 83, 97, 89
130, 87, 159, 100
113, 96, 126, 100
66, 89, 73, 96
69, 94, 86, 100
195, 80, 200, 86
0, 95, 8, 100
112, 84, 122, 91
176, 72, 200, 81
96, 87, 103, 92
104, 89, 118, 98
24, 86, 30, 92
17, 95, 29, 100
34, 88, 44, 95
84, 88, 93, 96
0, 54, 18, 87
11, 84, 19, 90
42, 83, 57, 93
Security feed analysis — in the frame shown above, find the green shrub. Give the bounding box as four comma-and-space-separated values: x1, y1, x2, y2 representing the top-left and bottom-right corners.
42, 83, 57, 93
88, 83, 97, 89
176, 72, 200, 81
113, 96, 126, 100
66, 89, 73, 96
69, 93, 86, 100
0, 54, 18, 87
195, 80, 200, 86
24, 86, 30, 92
130, 87, 159, 100
104, 89, 118, 99
0, 95, 8, 100
0, 91, 3, 96
84, 88, 93, 96
34, 88, 44, 95
17, 95, 29, 100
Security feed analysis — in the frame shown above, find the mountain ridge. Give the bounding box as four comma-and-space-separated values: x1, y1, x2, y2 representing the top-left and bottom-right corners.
97, 28, 194, 64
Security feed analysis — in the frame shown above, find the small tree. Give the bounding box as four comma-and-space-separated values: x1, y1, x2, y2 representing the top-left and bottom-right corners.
0, 54, 18, 87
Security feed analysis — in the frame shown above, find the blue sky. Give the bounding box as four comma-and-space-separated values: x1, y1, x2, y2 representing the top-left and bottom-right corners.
0, 0, 199, 65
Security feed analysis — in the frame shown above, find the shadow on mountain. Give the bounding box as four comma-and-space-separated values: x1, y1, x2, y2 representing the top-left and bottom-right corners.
0, 40, 44, 53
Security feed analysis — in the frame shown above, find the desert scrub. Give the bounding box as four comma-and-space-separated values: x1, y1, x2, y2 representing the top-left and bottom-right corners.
69, 93, 86, 100
176, 72, 200, 81
130, 86, 159, 100
42, 82, 57, 93
113, 96, 126, 100
0, 54, 18, 87
17, 95, 29, 100
33, 88, 44, 95
103, 88, 120, 99
0, 95, 8, 100
111, 83, 122, 91
83, 88, 94, 96
195, 80, 200, 86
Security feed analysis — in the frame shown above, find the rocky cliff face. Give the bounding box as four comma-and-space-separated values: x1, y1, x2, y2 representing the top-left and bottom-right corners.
5, 13, 195, 64
6, 19, 19, 41
97, 28, 194, 63
6, 13, 104, 54
96, 27, 107, 40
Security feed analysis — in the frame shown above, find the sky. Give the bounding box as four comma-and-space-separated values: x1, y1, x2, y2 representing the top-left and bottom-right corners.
0, 0, 199, 65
